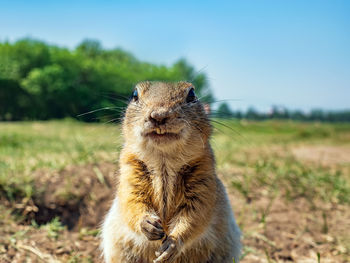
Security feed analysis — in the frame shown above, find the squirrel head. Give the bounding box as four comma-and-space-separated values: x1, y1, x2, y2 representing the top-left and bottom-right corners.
122, 81, 211, 155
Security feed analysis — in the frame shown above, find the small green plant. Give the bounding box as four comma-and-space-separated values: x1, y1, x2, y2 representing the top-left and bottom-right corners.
67, 254, 80, 263
43, 217, 65, 239
68, 254, 94, 263
322, 212, 328, 234
79, 227, 100, 238
9, 230, 28, 245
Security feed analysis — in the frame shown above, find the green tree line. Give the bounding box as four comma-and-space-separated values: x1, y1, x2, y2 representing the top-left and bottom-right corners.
216, 103, 350, 122
1, 39, 348, 122
0, 38, 212, 121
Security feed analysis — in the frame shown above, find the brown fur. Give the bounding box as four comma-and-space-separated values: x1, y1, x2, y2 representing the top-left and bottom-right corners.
101, 81, 241, 263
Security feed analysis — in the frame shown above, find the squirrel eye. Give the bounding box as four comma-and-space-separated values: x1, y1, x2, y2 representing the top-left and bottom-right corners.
132, 89, 138, 102
186, 88, 196, 103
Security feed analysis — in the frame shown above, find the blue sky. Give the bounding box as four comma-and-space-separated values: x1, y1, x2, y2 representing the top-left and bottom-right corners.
1, 0, 349, 111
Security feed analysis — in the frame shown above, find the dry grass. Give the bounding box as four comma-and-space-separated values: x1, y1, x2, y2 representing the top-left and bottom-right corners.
0, 119, 349, 262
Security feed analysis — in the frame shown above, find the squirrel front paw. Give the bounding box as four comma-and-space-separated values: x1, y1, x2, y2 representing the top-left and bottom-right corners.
153, 236, 182, 263
141, 215, 165, 241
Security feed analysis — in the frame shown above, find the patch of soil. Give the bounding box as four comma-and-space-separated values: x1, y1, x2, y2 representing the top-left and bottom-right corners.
292, 145, 350, 166
226, 185, 350, 263
31, 162, 117, 229
1, 161, 349, 262
1, 162, 117, 262
0, 220, 103, 263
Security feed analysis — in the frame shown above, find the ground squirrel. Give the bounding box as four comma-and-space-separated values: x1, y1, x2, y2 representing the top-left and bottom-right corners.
101, 81, 241, 263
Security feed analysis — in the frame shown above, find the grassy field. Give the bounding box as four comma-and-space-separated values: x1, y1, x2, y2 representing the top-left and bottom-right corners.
0, 120, 349, 262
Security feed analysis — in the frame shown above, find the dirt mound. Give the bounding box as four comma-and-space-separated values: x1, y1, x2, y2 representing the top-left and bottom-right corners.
0, 219, 103, 262
1, 161, 349, 262
1, 162, 117, 262
31, 162, 117, 229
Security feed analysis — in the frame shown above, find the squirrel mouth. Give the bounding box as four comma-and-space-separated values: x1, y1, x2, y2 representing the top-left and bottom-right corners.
145, 130, 180, 141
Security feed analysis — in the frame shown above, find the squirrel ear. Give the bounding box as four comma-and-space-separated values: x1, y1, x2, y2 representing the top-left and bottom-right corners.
186, 88, 196, 103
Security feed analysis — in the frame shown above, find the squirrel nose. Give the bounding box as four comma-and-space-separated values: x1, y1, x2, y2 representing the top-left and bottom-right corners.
149, 110, 169, 125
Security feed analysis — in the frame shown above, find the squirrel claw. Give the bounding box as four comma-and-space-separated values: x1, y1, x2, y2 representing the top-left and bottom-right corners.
141, 215, 165, 241
154, 236, 180, 263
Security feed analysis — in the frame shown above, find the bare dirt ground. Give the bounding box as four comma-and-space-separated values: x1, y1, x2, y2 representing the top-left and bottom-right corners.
0, 163, 116, 263
292, 145, 350, 166
0, 149, 349, 263
228, 189, 350, 263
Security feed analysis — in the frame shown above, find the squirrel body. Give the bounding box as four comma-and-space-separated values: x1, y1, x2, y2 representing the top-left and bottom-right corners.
101, 82, 241, 263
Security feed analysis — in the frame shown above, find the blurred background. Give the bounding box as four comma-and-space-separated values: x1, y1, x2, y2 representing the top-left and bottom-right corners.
0, 1, 349, 262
